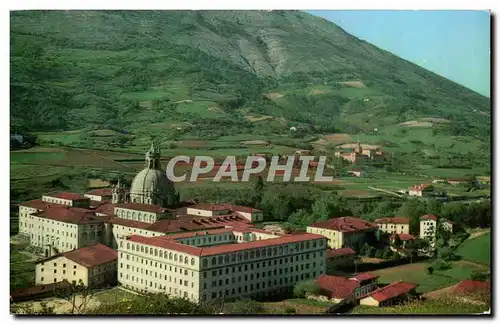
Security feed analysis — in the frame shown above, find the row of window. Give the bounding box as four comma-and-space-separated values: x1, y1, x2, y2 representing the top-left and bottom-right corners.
120, 255, 193, 275
203, 273, 314, 301
120, 273, 194, 289
205, 265, 317, 289
203, 240, 324, 268
121, 244, 196, 266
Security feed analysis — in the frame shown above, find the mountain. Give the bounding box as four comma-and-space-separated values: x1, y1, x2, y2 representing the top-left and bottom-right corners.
10, 10, 490, 144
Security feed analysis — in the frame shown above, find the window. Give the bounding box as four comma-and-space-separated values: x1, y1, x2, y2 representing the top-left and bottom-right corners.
41, 277, 44, 282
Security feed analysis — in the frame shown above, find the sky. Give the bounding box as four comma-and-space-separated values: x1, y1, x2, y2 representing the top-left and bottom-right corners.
308, 10, 491, 97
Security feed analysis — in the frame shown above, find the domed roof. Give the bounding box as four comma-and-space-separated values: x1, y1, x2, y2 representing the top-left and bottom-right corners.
130, 168, 174, 197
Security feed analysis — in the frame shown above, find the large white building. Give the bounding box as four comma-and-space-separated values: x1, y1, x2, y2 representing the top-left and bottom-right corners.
17, 142, 328, 303
117, 229, 327, 303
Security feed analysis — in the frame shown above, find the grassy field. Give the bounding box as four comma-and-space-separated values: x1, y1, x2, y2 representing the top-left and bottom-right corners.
456, 232, 491, 265
10, 242, 36, 291
371, 261, 488, 293
352, 296, 489, 314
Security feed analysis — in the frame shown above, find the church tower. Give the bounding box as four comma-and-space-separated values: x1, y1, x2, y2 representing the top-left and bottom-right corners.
145, 142, 161, 169
112, 179, 126, 204
129, 141, 178, 207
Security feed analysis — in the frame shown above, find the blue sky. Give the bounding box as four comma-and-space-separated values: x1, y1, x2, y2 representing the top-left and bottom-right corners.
308, 10, 491, 97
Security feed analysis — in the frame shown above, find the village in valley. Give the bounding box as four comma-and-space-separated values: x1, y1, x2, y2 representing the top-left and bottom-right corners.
9, 10, 491, 316
9, 140, 491, 315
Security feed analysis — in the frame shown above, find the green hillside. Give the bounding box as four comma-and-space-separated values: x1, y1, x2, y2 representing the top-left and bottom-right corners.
10, 10, 490, 167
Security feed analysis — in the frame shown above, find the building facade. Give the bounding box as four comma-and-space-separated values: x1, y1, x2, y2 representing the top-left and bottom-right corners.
307, 217, 378, 249
117, 230, 327, 303
35, 243, 117, 288
375, 217, 410, 235
419, 214, 437, 241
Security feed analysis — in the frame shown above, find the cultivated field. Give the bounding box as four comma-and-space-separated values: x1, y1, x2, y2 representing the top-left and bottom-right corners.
371, 260, 488, 293
456, 232, 491, 265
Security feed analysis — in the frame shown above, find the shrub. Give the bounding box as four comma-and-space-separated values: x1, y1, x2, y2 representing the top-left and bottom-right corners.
293, 280, 320, 298
392, 252, 401, 261
431, 258, 451, 271
437, 247, 458, 261
426, 266, 434, 275
284, 306, 296, 314
374, 249, 384, 259
470, 271, 490, 282
382, 249, 393, 260
226, 299, 266, 314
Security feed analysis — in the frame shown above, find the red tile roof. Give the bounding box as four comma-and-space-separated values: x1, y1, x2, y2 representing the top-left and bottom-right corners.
167, 229, 234, 240
375, 217, 410, 225
61, 244, 117, 268
326, 248, 356, 258
19, 199, 53, 210
316, 274, 359, 299
187, 203, 262, 213
442, 218, 454, 225
35, 207, 109, 225
420, 214, 437, 221
352, 272, 378, 282
410, 184, 432, 191
44, 192, 88, 200
310, 217, 377, 232
115, 203, 169, 214
126, 233, 325, 256
453, 280, 490, 296
368, 281, 418, 302
86, 188, 113, 196
95, 203, 115, 216
10, 280, 71, 301
391, 233, 415, 241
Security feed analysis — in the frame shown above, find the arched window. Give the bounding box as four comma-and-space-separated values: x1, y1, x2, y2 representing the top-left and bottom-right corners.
150, 248, 154, 255
120, 241, 123, 248
237, 253, 242, 261
149, 216, 153, 223
184, 256, 188, 264
224, 255, 229, 263
155, 249, 158, 257
218, 256, 223, 264
256, 250, 261, 258
300, 242, 304, 250
169, 252, 173, 260
203, 259, 208, 267
279, 246, 283, 254
174, 254, 178, 262
145, 247, 148, 254
306, 241, 310, 249
262, 249, 267, 257
132, 212, 136, 220
243, 252, 248, 261
132, 244, 135, 251
126, 243, 130, 249
249, 251, 254, 259
159, 250, 163, 258
141, 246, 144, 253
191, 258, 195, 266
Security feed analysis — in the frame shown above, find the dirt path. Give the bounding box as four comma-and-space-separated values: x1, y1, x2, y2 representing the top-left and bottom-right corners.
422, 285, 456, 300
12, 295, 102, 314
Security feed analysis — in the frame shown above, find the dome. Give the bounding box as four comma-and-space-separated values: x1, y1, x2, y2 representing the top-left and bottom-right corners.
129, 168, 176, 206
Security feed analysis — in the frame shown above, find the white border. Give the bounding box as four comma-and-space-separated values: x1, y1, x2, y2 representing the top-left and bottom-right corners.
3, 1, 497, 324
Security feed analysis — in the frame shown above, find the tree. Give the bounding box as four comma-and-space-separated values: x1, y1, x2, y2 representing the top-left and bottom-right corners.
393, 235, 403, 249
392, 252, 401, 261
470, 271, 490, 282
382, 249, 393, 260
437, 246, 457, 261
226, 299, 266, 314
293, 280, 320, 298
55, 279, 94, 314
